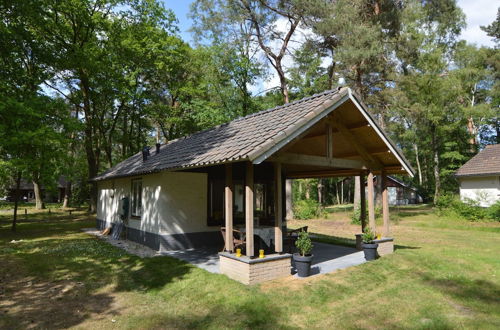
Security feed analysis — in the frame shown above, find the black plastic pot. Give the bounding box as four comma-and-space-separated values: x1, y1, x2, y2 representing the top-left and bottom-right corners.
362, 243, 379, 261
293, 253, 314, 277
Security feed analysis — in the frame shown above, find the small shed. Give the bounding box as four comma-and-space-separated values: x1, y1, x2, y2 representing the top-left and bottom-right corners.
369, 176, 422, 206
455, 144, 500, 207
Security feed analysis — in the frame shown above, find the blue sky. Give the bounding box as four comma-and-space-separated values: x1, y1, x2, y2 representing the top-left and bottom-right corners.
163, 0, 498, 47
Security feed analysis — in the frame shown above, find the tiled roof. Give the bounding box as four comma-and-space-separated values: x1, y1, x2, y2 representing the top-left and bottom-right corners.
456, 144, 500, 177
92, 87, 416, 181
92, 88, 349, 181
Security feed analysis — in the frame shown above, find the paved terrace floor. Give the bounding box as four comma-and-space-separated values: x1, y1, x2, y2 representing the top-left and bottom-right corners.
160, 242, 366, 277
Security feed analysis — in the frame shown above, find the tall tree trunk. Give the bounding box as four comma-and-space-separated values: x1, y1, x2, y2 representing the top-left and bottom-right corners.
336, 181, 340, 205
12, 172, 21, 232
277, 62, 289, 104
62, 181, 71, 208
431, 127, 440, 203
80, 70, 98, 213
32, 178, 45, 210
341, 180, 344, 204
353, 176, 361, 211
285, 179, 293, 220
305, 180, 310, 200
317, 179, 323, 205
467, 83, 478, 153
413, 143, 423, 185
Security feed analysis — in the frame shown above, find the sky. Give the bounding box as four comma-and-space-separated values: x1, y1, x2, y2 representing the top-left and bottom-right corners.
163, 0, 498, 47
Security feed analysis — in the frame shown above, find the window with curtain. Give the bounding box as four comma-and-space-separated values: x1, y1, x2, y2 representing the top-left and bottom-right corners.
131, 179, 142, 218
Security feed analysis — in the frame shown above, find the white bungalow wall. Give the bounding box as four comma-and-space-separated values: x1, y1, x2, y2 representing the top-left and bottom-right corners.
459, 176, 500, 207
97, 171, 216, 236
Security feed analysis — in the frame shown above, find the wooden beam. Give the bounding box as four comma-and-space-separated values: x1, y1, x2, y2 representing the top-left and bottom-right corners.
360, 172, 367, 231
270, 152, 366, 169
274, 163, 283, 253
367, 171, 376, 232
335, 147, 390, 159
326, 124, 333, 158
381, 170, 390, 237
245, 162, 254, 257
331, 118, 382, 169
225, 164, 233, 252
302, 120, 370, 139
287, 170, 363, 179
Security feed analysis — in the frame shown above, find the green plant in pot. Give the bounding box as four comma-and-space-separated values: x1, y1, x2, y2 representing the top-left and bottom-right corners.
293, 231, 314, 277
361, 227, 378, 261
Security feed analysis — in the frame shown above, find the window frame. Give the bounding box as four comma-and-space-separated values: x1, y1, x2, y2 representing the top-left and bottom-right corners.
130, 178, 143, 219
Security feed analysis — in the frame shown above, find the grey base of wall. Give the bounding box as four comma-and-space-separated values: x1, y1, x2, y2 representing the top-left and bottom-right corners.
96, 218, 223, 251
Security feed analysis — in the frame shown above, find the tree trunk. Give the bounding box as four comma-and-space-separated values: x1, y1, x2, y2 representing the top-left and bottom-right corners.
431, 127, 440, 203
32, 178, 45, 210
317, 179, 323, 205
285, 179, 293, 220
413, 143, 423, 185
336, 181, 340, 205
341, 180, 344, 204
62, 181, 71, 208
353, 176, 361, 211
80, 69, 98, 213
12, 172, 21, 232
305, 180, 310, 200
276, 61, 289, 104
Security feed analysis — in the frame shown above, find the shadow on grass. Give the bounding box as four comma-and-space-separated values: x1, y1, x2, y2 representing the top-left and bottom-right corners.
419, 272, 500, 309
0, 219, 199, 329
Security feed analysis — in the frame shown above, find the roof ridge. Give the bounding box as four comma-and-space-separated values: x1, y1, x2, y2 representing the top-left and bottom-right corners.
158, 88, 341, 147
232, 88, 341, 122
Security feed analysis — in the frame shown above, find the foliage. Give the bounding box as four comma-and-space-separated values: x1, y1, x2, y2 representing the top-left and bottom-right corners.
293, 199, 322, 220
351, 207, 362, 225
295, 230, 313, 256
361, 227, 376, 243
436, 194, 499, 222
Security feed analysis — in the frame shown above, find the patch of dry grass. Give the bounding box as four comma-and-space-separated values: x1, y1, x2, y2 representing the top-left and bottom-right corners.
1, 205, 499, 329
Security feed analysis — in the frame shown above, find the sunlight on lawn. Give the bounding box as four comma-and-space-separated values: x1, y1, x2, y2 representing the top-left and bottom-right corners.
1, 205, 499, 329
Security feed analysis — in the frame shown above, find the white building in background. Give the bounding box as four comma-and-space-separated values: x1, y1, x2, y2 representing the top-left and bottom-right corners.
456, 144, 500, 207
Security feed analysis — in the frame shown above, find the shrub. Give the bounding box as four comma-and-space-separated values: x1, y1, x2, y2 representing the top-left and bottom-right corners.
435, 194, 497, 221
293, 199, 321, 220
295, 231, 313, 256
486, 201, 500, 221
351, 207, 361, 225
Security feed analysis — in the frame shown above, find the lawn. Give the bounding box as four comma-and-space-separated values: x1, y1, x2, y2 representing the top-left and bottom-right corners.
1, 205, 499, 329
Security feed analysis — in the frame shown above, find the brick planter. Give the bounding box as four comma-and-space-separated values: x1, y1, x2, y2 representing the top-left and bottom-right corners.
219, 252, 292, 285
371, 237, 394, 256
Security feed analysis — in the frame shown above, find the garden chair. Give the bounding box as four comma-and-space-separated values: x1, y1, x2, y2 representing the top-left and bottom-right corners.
220, 227, 246, 252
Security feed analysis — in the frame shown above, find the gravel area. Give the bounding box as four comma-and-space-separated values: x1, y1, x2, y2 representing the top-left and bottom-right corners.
82, 228, 160, 258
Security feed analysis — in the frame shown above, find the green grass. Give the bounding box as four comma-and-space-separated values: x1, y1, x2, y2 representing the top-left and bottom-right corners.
1, 207, 499, 329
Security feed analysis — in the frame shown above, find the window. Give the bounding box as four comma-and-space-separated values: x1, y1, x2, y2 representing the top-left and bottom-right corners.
131, 179, 142, 218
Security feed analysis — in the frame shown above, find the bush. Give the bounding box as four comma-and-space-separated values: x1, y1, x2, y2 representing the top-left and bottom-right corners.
435, 194, 498, 221
295, 231, 313, 256
486, 201, 500, 221
293, 199, 322, 220
351, 207, 361, 225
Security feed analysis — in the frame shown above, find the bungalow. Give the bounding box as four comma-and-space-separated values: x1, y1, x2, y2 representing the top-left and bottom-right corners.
455, 144, 500, 207
92, 87, 414, 284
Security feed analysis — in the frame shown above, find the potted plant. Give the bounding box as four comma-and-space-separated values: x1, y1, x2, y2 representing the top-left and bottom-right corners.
362, 227, 378, 261
293, 231, 314, 277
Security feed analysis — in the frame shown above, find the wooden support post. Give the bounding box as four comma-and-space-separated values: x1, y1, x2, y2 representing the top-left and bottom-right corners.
360, 172, 367, 231
274, 162, 283, 253
367, 171, 376, 232
326, 123, 333, 158
381, 170, 390, 237
245, 162, 254, 257
225, 164, 234, 252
